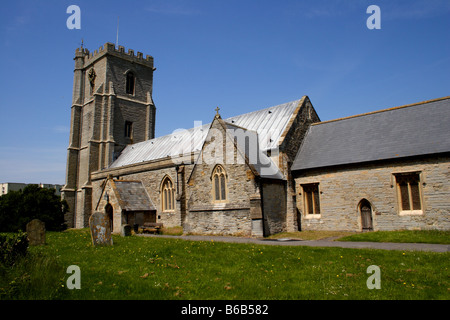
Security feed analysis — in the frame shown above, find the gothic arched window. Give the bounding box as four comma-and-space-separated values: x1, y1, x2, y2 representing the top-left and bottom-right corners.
212, 165, 227, 202
126, 71, 135, 95
161, 176, 175, 212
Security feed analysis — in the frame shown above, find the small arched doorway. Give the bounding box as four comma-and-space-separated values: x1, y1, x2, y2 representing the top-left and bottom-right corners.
105, 204, 113, 232
359, 199, 373, 231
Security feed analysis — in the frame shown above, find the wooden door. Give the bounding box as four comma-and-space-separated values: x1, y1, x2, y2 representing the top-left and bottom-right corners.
144, 211, 156, 224
105, 204, 113, 232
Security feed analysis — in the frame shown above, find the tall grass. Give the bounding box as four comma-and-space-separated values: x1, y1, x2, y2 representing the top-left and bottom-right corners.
1, 229, 449, 300
0, 252, 67, 299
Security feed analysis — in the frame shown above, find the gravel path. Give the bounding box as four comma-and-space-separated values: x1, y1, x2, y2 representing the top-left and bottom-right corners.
138, 234, 449, 252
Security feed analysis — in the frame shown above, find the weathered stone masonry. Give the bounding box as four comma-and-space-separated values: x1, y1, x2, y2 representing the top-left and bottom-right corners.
295, 154, 450, 231
62, 43, 156, 229
292, 96, 450, 232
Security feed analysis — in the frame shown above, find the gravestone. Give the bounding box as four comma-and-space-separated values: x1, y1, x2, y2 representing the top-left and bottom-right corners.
121, 224, 132, 237
89, 211, 113, 246
26, 219, 46, 246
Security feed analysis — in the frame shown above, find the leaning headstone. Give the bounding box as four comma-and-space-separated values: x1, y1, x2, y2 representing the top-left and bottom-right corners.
121, 224, 131, 237
26, 219, 46, 246
89, 211, 113, 246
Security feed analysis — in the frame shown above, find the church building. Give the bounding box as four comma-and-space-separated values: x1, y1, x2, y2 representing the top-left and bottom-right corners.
292, 97, 450, 232
61, 43, 450, 236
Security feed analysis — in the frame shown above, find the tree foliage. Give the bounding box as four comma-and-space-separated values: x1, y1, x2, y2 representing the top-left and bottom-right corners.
0, 185, 67, 232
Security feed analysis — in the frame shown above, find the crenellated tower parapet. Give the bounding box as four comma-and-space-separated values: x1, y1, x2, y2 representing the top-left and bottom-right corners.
78, 42, 154, 69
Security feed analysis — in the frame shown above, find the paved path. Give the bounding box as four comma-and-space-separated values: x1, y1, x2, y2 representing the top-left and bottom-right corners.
138, 234, 449, 253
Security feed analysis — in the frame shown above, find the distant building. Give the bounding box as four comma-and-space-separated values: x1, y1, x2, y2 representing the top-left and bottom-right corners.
1, 183, 28, 196
0, 183, 64, 196
38, 184, 64, 196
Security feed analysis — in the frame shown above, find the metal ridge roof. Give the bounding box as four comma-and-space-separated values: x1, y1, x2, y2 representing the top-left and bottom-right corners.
224, 122, 285, 180
109, 99, 302, 169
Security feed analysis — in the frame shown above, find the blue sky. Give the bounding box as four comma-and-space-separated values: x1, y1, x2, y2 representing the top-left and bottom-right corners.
0, 0, 449, 184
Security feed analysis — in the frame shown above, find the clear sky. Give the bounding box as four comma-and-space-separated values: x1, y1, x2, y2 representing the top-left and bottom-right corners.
0, 0, 449, 184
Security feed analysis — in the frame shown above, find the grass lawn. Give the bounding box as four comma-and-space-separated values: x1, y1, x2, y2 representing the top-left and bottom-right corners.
267, 230, 450, 244
267, 231, 356, 241
337, 230, 450, 244
1, 229, 449, 300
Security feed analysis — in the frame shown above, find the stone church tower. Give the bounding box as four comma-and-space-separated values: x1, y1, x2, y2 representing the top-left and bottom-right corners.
62, 42, 156, 228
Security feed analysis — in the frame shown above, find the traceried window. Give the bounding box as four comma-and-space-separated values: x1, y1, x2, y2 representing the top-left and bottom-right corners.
395, 172, 422, 214
302, 183, 321, 216
161, 176, 175, 212
126, 71, 135, 95
212, 165, 227, 202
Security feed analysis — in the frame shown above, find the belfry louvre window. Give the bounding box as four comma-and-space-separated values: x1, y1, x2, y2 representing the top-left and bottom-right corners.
302, 183, 320, 215
395, 172, 422, 213
124, 121, 133, 138
212, 165, 227, 202
161, 177, 175, 212
126, 72, 135, 95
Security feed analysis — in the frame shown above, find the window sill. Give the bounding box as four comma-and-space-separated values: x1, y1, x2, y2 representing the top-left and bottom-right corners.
399, 210, 423, 216
189, 202, 249, 212
213, 200, 228, 204
304, 214, 321, 219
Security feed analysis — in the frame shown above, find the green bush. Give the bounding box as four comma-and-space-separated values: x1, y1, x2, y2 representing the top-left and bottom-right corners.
0, 185, 68, 232
0, 232, 29, 266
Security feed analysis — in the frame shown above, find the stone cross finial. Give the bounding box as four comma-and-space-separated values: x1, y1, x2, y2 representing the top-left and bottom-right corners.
215, 106, 220, 116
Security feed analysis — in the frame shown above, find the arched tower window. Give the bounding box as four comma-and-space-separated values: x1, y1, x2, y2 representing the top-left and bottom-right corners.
126, 71, 135, 95
161, 176, 175, 212
212, 165, 227, 202
124, 121, 133, 138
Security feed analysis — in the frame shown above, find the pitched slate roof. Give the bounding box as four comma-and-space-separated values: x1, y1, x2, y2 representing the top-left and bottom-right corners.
109, 99, 303, 169
111, 180, 156, 211
292, 97, 450, 171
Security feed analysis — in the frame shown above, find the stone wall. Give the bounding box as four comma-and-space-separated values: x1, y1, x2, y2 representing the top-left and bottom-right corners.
185, 209, 252, 236
117, 166, 191, 227
95, 180, 123, 233
184, 117, 261, 236
262, 180, 287, 235
92, 161, 193, 229
83, 58, 107, 102
279, 97, 321, 164
294, 155, 450, 231
276, 97, 320, 233
92, 149, 264, 237
106, 55, 154, 102
113, 98, 153, 147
